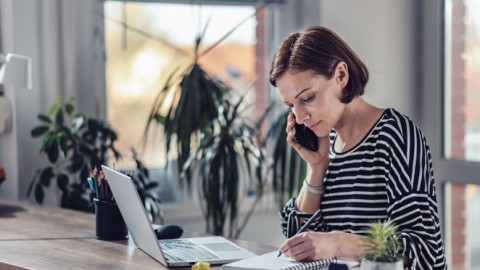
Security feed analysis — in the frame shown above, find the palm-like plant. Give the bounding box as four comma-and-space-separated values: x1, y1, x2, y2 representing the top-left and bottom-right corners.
128, 149, 164, 224
181, 96, 267, 238
142, 7, 264, 187
144, 61, 229, 189
264, 109, 307, 209
363, 221, 402, 263
140, 7, 272, 238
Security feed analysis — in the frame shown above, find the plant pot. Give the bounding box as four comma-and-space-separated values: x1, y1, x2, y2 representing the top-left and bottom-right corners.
360, 259, 403, 270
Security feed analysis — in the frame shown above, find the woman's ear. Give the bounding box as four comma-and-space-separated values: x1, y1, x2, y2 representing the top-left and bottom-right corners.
335, 61, 349, 87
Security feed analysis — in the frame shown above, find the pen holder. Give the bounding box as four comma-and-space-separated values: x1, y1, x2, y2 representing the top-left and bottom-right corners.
94, 199, 128, 240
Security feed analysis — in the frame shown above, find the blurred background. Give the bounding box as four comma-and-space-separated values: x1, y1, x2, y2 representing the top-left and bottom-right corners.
0, 1, 479, 269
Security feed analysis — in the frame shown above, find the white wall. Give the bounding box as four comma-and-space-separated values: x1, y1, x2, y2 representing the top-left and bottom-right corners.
0, 0, 42, 201
0, 0, 105, 203
269, 0, 421, 123
319, 0, 420, 123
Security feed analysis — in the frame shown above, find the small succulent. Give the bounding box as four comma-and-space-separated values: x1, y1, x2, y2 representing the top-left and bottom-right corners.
363, 221, 402, 263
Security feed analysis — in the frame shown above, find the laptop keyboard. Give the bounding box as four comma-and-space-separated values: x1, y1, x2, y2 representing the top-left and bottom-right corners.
160, 239, 221, 262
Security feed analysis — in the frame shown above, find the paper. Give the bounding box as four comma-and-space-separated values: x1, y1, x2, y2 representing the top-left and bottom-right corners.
221, 251, 359, 270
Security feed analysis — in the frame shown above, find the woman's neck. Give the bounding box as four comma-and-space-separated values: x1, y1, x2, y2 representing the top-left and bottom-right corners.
334, 98, 384, 152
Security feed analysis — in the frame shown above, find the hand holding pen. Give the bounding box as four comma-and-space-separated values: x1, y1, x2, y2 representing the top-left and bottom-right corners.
277, 209, 323, 257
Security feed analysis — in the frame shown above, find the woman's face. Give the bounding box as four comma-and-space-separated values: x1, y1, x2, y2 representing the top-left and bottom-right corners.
276, 69, 347, 138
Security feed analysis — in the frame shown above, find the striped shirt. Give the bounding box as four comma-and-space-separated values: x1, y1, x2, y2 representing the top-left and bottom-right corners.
280, 108, 447, 270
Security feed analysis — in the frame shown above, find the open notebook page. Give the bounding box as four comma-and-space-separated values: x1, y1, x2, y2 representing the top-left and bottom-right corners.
221, 251, 360, 270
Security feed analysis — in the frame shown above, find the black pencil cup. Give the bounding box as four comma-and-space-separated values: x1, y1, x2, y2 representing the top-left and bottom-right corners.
94, 199, 128, 240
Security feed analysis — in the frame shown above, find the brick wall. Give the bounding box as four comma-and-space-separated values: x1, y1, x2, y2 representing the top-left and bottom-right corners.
254, 8, 269, 135
449, 0, 467, 269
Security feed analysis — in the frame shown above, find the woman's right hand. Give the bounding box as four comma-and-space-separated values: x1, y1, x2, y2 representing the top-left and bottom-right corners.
286, 112, 330, 168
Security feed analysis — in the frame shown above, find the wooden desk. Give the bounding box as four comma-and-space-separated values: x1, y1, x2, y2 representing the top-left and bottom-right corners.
0, 200, 276, 270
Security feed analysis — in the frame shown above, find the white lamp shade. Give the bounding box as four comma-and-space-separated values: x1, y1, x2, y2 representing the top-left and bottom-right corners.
0, 53, 32, 90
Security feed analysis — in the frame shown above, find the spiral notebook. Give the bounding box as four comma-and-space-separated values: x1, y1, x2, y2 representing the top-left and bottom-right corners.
221, 251, 359, 270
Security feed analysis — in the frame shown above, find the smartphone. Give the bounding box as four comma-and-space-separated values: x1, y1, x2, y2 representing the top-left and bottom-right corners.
293, 122, 319, 151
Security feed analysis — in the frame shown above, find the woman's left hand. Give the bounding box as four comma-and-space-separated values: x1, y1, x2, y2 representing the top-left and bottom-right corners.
279, 231, 340, 261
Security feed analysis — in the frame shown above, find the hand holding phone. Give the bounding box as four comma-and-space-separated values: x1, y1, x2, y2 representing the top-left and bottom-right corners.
293, 122, 319, 151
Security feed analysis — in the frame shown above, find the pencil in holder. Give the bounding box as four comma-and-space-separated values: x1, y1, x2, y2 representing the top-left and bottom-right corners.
94, 199, 128, 240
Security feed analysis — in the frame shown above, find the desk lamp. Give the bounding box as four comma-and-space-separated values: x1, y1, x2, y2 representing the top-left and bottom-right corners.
0, 53, 32, 134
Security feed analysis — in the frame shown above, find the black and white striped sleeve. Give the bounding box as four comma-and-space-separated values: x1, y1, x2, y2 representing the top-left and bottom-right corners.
383, 115, 446, 270
279, 197, 329, 238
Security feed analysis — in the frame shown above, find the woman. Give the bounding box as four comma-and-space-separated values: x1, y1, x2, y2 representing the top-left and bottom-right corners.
270, 26, 446, 270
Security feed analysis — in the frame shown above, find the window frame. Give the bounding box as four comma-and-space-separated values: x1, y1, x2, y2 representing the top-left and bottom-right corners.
421, 0, 480, 187
422, 0, 480, 266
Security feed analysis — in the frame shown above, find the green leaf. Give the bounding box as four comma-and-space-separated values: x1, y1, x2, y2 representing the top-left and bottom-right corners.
65, 96, 74, 105
57, 173, 69, 192
35, 184, 45, 204
65, 103, 74, 116
144, 182, 159, 190
264, 108, 307, 209
37, 114, 52, 124
108, 130, 118, 141
48, 96, 62, 116
112, 148, 121, 161
69, 157, 84, 173
47, 139, 59, 163
80, 165, 90, 184
40, 167, 54, 187
153, 114, 166, 125
79, 143, 93, 156
362, 221, 401, 262
55, 109, 64, 126
40, 134, 54, 154
27, 169, 41, 197
58, 133, 68, 157
31, 126, 50, 137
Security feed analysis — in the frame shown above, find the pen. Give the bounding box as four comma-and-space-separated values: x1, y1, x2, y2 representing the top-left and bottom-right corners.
87, 177, 96, 195
93, 172, 99, 200
277, 209, 323, 257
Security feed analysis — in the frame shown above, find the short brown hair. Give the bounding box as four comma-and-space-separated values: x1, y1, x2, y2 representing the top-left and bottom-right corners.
269, 26, 369, 103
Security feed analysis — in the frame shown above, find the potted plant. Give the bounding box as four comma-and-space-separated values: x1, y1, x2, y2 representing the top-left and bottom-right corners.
127, 149, 164, 224
361, 221, 403, 270
28, 96, 164, 223
142, 7, 265, 180
263, 108, 308, 209
180, 95, 267, 238
142, 8, 270, 237
28, 96, 121, 211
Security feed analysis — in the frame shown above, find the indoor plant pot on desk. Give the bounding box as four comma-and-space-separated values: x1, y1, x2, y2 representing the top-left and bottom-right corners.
360, 221, 403, 270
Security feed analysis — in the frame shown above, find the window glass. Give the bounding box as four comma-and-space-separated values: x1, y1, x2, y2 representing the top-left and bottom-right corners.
444, 0, 480, 161
445, 183, 480, 270
104, 2, 257, 168
466, 184, 480, 269
444, 1, 480, 269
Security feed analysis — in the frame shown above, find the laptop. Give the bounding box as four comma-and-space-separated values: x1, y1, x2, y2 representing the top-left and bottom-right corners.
101, 165, 257, 267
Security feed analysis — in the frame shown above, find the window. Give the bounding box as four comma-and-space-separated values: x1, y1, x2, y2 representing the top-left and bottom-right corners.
444, 0, 480, 162
443, 0, 480, 269
104, 2, 266, 169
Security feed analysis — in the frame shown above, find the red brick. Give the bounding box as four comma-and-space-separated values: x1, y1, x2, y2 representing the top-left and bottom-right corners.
452, 220, 466, 233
